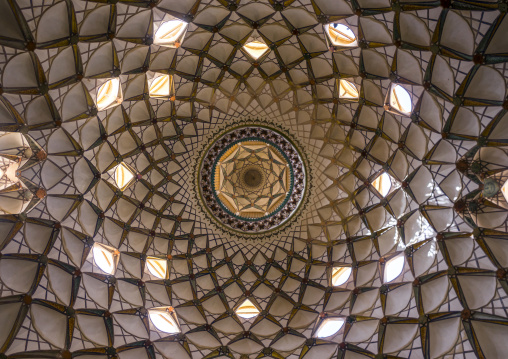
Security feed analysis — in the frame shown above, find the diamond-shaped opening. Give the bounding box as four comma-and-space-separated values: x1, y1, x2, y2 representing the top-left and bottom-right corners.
96, 78, 122, 111
146, 257, 168, 279
325, 23, 357, 47
314, 317, 345, 338
387, 84, 412, 115
149, 74, 174, 98
372, 172, 393, 197
154, 20, 188, 48
384, 254, 405, 283
235, 299, 260, 319
338, 79, 359, 100
243, 40, 269, 60
107, 162, 136, 191
331, 266, 352, 286
501, 179, 508, 203
92, 242, 120, 275
148, 307, 181, 334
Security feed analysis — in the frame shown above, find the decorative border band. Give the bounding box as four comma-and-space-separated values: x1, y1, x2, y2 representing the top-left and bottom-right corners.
191, 119, 312, 241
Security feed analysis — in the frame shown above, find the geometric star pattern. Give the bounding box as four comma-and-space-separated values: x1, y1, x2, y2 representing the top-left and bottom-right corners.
214, 140, 292, 219
0, 0, 507, 358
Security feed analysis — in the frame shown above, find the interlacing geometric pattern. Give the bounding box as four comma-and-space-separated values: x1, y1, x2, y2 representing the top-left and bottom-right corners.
198, 125, 307, 234
0, 0, 507, 357
212, 139, 293, 220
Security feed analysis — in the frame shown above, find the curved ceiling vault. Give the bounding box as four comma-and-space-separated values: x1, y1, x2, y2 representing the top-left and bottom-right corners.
0, 0, 507, 358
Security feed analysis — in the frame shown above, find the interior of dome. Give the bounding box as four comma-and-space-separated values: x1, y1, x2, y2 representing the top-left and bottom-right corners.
0, 0, 507, 358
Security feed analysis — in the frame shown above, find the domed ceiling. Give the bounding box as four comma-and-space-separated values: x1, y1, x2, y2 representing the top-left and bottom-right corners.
0, 0, 507, 357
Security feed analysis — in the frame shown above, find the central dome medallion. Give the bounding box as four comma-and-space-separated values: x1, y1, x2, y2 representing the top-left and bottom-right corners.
215, 139, 291, 218
197, 126, 308, 236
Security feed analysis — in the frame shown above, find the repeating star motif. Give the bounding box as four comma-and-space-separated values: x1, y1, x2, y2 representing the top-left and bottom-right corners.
216, 141, 291, 218
0, 0, 507, 358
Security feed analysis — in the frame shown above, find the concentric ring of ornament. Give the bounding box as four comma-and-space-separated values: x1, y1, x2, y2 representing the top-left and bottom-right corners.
198, 126, 307, 235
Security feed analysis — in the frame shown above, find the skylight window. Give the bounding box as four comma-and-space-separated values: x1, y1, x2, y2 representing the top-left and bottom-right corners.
325, 23, 357, 47
154, 20, 188, 48
96, 78, 122, 111
315, 317, 345, 338
384, 255, 405, 283
109, 162, 136, 191
146, 257, 168, 279
243, 40, 270, 60
148, 307, 181, 334
92, 242, 120, 275
149, 74, 174, 98
372, 172, 392, 197
502, 179, 508, 203
235, 299, 260, 319
338, 79, 359, 100
331, 266, 352, 286
389, 84, 412, 115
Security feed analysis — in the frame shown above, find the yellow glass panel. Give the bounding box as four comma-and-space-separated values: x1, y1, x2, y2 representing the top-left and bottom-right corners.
372, 172, 392, 197
146, 257, 168, 279
327, 24, 357, 47
149, 75, 173, 98
148, 307, 180, 333
92, 242, 120, 275
332, 266, 351, 286
96, 78, 122, 111
114, 162, 135, 191
339, 79, 359, 100
243, 41, 269, 60
154, 20, 187, 48
390, 85, 412, 114
502, 179, 508, 203
236, 299, 260, 319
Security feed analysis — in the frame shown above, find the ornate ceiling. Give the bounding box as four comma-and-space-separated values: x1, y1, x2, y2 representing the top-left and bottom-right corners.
197, 125, 308, 236
212, 138, 294, 221
0, 0, 507, 357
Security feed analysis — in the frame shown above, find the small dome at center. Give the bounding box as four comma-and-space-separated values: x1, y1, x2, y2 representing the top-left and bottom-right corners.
198, 125, 308, 235
243, 168, 263, 188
